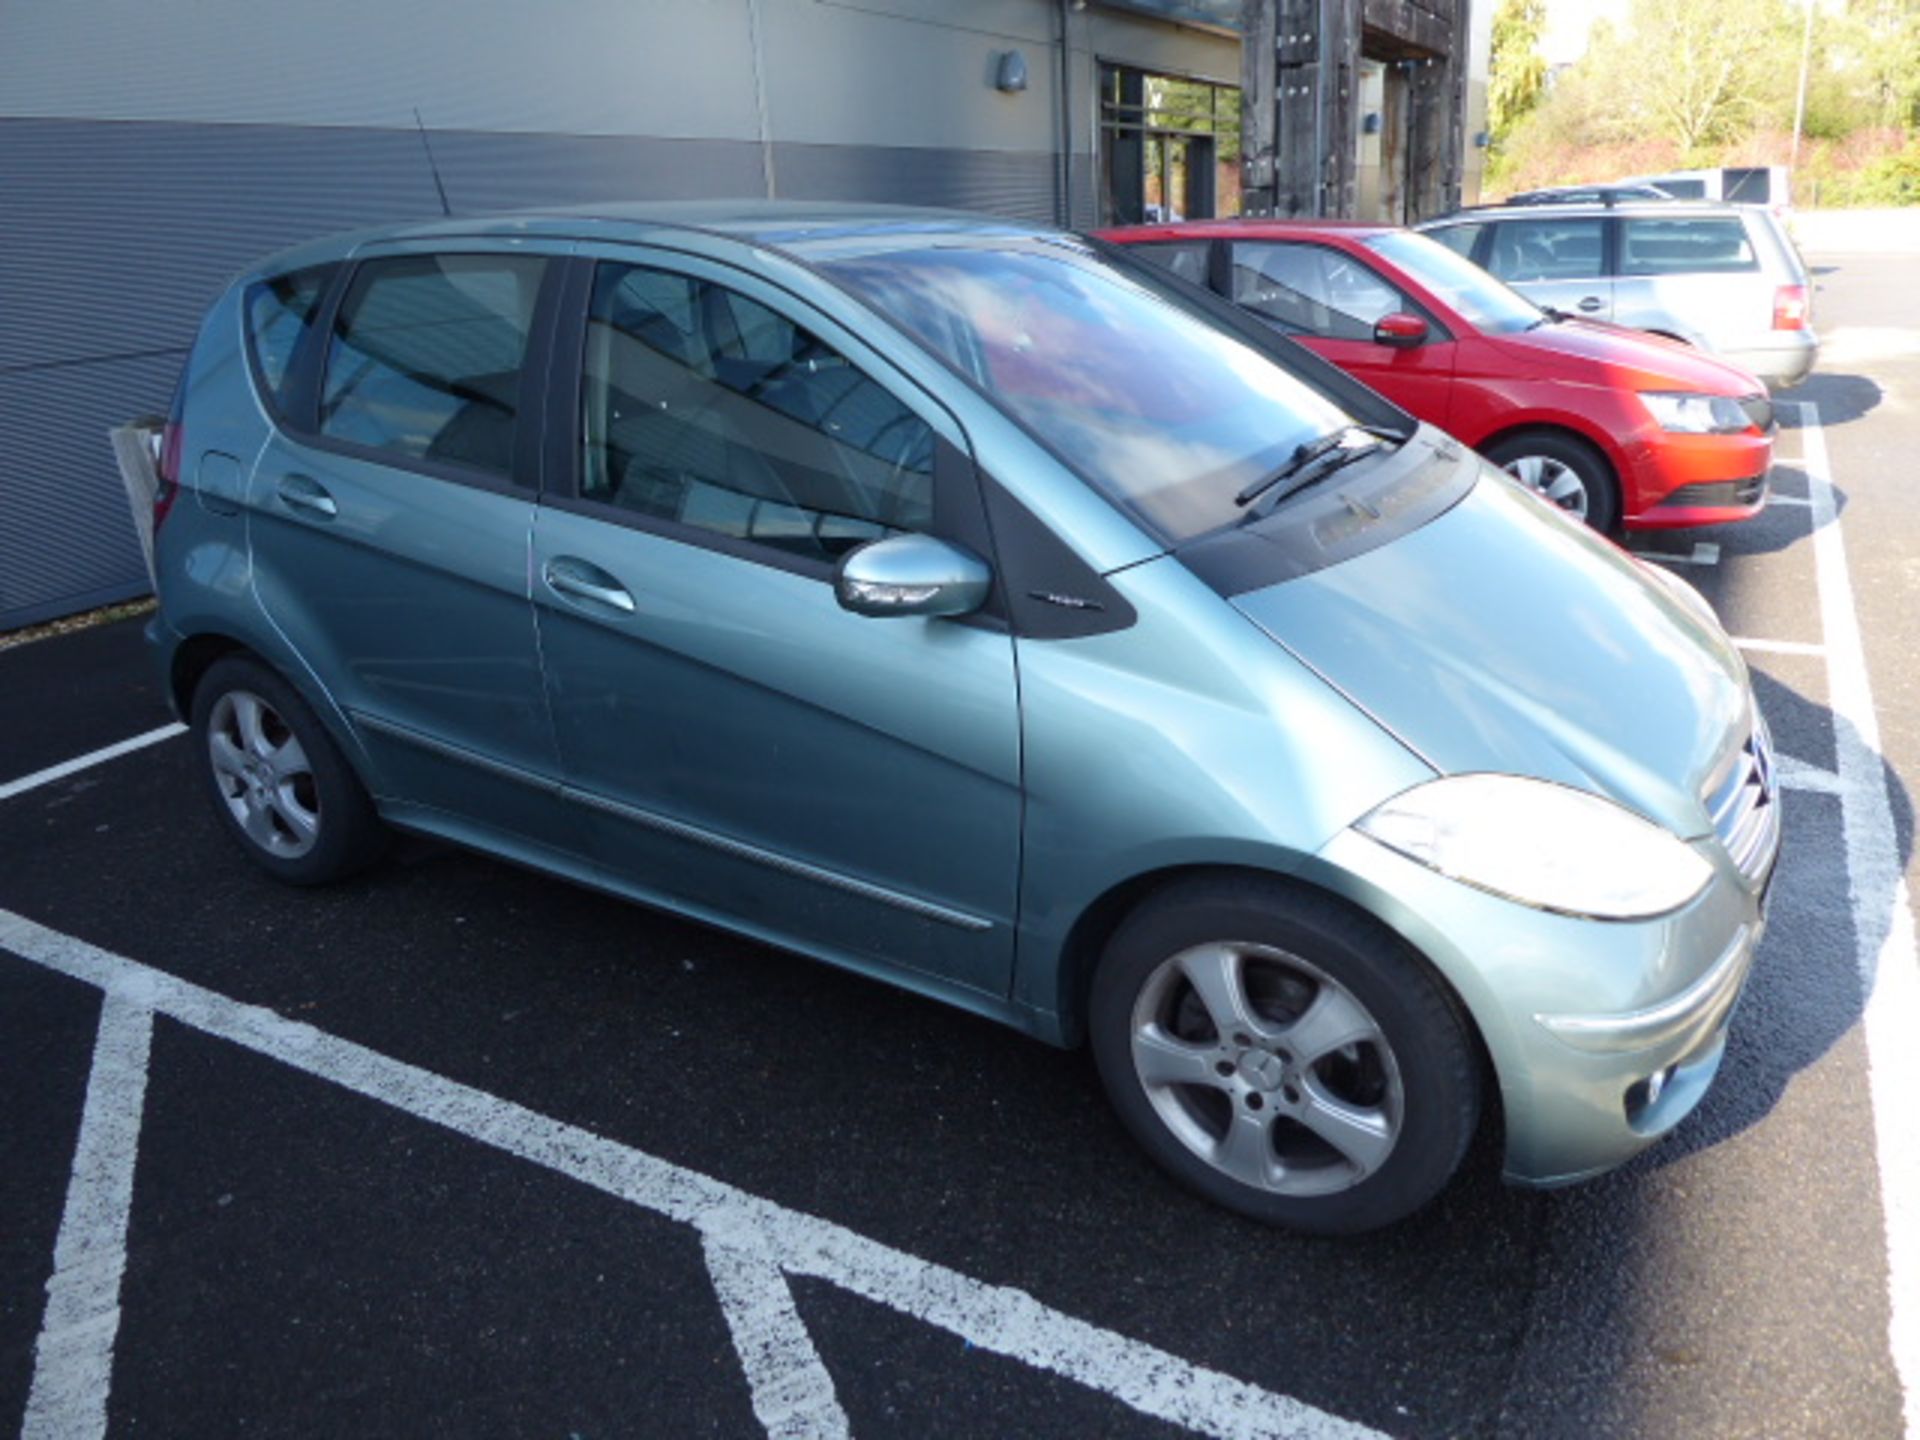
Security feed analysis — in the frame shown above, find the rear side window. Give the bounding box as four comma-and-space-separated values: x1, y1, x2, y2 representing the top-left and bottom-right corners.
1724, 167, 1772, 205
1127, 240, 1213, 288
1656, 178, 1708, 199
245, 265, 334, 414
1484, 218, 1604, 282
319, 254, 547, 480
1620, 219, 1758, 276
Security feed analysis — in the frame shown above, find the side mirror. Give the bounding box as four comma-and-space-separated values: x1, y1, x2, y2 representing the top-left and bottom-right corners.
1373, 312, 1429, 348
834, 533, 992, 619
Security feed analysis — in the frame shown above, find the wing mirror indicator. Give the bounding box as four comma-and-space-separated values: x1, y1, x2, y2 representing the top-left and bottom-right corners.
1374, 312, 1429, 348
834, 533, 992, 619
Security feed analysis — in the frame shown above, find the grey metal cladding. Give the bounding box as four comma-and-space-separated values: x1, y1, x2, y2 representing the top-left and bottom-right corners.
0, 351, 180, 625
773, 142, 1057, 224
0, 116, 1063, 628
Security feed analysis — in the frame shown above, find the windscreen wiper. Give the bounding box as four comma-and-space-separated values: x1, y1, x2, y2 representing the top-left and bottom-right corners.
1233, 423, 1409, 513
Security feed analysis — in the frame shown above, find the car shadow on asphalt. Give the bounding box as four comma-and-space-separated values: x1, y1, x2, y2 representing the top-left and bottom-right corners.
1775, 372, 1882, 428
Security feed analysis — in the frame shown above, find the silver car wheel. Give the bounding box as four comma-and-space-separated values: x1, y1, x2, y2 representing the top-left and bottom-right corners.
1502, 453, 1589, 520
206, 689, 321, 860
1128, 942, 1403, 1198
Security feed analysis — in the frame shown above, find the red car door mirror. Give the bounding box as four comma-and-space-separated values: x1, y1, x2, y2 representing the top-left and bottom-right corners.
1373, 312, 1429, 348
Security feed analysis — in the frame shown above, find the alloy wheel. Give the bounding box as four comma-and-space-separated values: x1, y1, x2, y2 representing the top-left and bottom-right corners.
1501, 454, 1589, 520
206, 689, 321, 859
1128, 942, 1404, 1198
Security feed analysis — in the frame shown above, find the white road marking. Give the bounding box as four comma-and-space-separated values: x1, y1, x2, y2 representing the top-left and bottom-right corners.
21, 989, 155, 1440
1767, 494, 1813, 508
1773, 753, 1846, 796
1639, 542, 1721, 568
1801, 399, 1920, 1437
1733, 637, 1827, 657
0, 724, 187, 802
0, 909, 1386, 1440
704, 1234, 852, 1440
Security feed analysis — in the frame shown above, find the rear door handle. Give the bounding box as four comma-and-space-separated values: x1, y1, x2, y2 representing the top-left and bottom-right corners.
1577, 296, 1604, 313
277, 473, 338, 519
543, 557, 636, 615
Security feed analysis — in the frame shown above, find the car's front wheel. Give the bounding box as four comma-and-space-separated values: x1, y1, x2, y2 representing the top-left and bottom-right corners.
1482, 430, 1620, 533
190, 654, 388, 885
1089, 877, 1481, 1233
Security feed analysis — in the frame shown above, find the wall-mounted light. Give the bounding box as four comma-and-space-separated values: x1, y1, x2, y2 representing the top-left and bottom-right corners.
1362, 111, 1382, 135
1473, 130, 1491, 148
996, 50, 1030, 92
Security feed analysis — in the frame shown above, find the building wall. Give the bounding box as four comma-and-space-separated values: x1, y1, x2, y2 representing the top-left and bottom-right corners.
0, 0, 1237, 629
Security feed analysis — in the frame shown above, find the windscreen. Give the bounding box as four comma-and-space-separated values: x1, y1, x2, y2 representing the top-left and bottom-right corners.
820, 240, 1354, 545
1370, 230, 1544, 335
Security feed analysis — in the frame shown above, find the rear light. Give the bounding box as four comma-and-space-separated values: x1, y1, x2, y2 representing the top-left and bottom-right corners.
153, 364, 189, 534
1772, 284, 1807, 331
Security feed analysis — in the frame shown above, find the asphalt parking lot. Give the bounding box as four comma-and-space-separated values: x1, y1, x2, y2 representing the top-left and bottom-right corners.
4, 249, 1918, 1440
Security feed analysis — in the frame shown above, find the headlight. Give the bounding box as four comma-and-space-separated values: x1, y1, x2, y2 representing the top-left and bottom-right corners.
1640, 391, 1752, 434
1355, 774, 1713, 919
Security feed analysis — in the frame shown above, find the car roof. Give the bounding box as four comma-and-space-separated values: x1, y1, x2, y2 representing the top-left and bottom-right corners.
1424, 201, 1748, 223
246, 199, 1062, 276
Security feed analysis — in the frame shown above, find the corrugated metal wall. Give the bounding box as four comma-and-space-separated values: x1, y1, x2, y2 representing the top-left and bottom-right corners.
0, 0, 1233, 629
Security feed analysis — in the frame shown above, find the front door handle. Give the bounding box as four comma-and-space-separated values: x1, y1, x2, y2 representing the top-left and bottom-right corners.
544, 557, 636, 615
1577, 296, 1604, 313
277, 473, 338, 519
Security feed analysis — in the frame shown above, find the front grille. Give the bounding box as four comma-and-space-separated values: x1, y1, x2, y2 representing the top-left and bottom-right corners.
1657, 475, 1768, 509
1738, 393, 1775, 432
1704, 719, 1779, 887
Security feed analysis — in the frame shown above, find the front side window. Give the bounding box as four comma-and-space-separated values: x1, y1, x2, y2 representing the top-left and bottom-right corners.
1619, 218, 1759, 276
1229, 241, 1406, 340
245, 265, 334, 413
821, 238, 1354, 546
581, 262, 935, 564
1367, 231, 1542, 335
319, 254, 547, 479
1484, 218, 1605, 282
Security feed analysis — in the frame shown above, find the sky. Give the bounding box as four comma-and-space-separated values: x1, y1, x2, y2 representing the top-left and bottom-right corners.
1538, 0, 1630, 67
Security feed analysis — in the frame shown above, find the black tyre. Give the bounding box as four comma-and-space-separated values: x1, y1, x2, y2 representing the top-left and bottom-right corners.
1088, 876, 1481, 1234
190, 654, 388, 885
1481, 429, 1620, 534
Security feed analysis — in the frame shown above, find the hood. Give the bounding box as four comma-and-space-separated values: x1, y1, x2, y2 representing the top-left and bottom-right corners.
1228, 475, 1750, 838
1487, 318, 1765, 397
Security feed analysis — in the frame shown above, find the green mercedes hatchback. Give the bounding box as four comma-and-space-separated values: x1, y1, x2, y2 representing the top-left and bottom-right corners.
146, 202, 1777, 1232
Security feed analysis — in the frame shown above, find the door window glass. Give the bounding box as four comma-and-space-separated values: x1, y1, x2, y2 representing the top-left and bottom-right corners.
581, 262, 935, 563
1484, 218, 1605, 282
1619, 218, 1759, 275
1424, 223, 1484, 261
245, 265, 334, 413
1229, 242, 1406, 339
319, 254, 547, 479
1127, 240, 1213, 288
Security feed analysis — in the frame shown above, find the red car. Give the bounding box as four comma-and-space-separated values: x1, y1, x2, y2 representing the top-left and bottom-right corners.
1097, 220, 1775, 532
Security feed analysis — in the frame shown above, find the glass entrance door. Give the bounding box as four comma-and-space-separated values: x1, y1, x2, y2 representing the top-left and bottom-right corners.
1099, 65, 1240, 226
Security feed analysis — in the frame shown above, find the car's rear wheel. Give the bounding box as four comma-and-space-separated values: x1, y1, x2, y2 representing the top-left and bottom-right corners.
1482, 430, 1620, 534
191, 654, 388, 885
1088, 877, 1481, 1233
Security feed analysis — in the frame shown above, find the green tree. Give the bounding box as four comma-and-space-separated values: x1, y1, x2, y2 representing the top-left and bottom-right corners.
1488, 0, 1549, 142
1605, 0, 1798, 154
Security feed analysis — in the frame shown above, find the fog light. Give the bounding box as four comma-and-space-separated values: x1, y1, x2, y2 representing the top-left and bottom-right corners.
1624, 1065, 1677, 1123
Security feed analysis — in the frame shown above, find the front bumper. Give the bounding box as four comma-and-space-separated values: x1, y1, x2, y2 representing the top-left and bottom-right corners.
1621, 424, 1775, 531
1310, 818, 1774, 1187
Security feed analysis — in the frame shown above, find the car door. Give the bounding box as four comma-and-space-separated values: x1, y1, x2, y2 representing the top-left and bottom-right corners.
530, 248, 1022, 997
1481, 216, 1613, 321
1224, 239, 1457, 427
246, 242, 576, 847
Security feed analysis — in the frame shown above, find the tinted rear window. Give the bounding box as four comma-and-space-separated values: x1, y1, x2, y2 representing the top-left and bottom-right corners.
319, 254, 547, 480
1619, 218, 1758, 276
1724, 168, 1773, 205
245, 265, 334, 415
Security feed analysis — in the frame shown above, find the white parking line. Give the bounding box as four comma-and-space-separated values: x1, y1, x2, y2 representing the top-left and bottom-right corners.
1639, 542, 1721, 568
1801, 400, 1920, 1437
704, 1233, 853, 1440
0, 724, 187, 801
1733, 637, 1827, 658
21, 990, 154, 1440
0, 907, 1385, 1440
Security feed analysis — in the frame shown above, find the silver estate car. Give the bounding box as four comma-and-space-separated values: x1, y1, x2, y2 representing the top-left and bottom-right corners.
145, 202, 1778, 1233
1420, 201, 1817, 389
